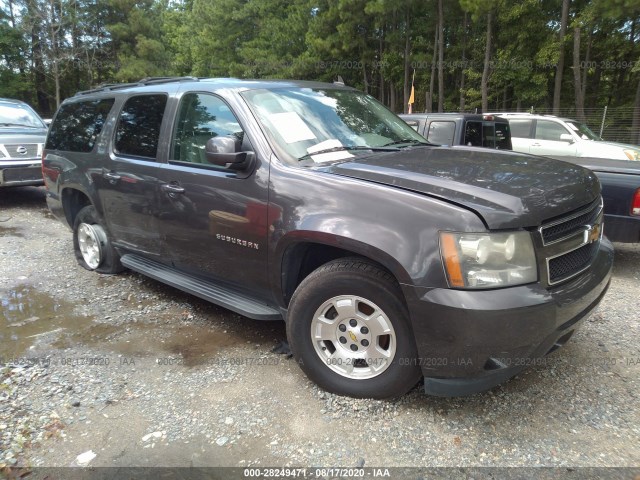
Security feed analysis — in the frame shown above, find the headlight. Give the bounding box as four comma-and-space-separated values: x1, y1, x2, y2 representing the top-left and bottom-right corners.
623, 149, 640, 161
440, 231, 537, 289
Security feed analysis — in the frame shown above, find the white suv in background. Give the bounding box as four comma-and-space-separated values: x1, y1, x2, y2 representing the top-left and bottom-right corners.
491, 113, 640, 161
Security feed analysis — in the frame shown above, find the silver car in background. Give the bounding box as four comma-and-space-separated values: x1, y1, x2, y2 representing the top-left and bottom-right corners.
0, 98, 48, 187
492, 113, 640, 160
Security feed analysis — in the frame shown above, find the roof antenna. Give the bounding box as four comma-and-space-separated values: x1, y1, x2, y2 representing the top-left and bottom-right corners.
334, 75, 345, 86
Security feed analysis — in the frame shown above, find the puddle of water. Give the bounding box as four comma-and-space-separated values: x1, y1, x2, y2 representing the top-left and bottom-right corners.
0, 225, 24, 238
165, 327, 243, 366
2, 284, 252, 366
0, 285, 93, 358
55, 317, 244, 367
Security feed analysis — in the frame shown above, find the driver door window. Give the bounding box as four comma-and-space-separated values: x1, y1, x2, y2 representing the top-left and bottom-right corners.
534, 120, 569, 142
171, 93, 244, 166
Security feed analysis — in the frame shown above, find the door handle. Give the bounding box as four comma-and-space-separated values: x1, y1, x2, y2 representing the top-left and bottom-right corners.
103, 171, 121, 182
161, 183, 185, 195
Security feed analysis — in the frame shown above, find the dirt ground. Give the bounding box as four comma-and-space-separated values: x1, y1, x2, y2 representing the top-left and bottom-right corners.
1, 186, 639, 477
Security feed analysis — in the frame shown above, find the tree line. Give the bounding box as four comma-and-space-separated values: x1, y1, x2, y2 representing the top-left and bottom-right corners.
1, 0, 639, 130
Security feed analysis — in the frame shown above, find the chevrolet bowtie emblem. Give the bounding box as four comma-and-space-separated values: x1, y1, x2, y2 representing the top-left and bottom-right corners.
584, 223, 601, 244
348, 331, 357, 342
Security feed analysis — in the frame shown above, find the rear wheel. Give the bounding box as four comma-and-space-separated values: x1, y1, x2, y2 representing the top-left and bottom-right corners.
73, 205, 123, 274
287, 258, 421, 399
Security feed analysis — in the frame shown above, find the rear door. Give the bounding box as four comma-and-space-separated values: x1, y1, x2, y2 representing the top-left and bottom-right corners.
97, 94, 167, 258
507, 118, 534, 153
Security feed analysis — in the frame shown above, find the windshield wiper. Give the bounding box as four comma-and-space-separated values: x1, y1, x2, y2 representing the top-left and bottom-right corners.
0, 123, 39, 128
382, 139, 430, 147
298, 145, 400, 161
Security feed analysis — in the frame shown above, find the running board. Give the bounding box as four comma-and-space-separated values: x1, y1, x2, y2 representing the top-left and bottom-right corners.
120, 254, 282, 321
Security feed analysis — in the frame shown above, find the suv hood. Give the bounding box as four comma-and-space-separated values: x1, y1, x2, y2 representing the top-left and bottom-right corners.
580, 140, 640, 160
319, 146, 600, 229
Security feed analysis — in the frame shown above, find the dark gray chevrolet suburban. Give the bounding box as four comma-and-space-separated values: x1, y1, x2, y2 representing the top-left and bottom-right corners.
43, 77, 614, 399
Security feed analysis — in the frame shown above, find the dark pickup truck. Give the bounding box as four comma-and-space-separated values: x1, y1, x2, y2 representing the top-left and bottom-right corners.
399, 113, 512, 150
551, 157, 640, 243
43, 78, 613, 398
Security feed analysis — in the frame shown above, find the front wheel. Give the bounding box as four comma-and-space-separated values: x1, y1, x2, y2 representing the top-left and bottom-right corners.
72, 205, 123, 274
287, 258, 421, 399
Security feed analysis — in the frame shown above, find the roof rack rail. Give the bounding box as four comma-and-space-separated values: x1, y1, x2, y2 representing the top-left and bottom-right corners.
74, 76, 199, 97
75, 82, 138, 96
138, 76, 199, 85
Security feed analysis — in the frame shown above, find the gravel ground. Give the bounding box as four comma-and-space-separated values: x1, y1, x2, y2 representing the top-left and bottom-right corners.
1, 186, 639, 474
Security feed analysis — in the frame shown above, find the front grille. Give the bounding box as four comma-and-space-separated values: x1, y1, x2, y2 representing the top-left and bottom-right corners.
540, 197, 603, 286
3, 144, 39, 158
548, 241, 599, 284
541, 199, 601, 244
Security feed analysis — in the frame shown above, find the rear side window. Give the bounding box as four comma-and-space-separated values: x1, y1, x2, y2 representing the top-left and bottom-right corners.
509, 119, 533, 138
114, 94, 167, 159
427, 121, 455, 145
494, 122, 512, 149
46, 99, 115, 152
464, 121, 482, 146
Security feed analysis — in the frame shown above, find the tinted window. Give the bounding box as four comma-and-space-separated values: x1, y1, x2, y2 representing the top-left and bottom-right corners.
115, 95, 167, 159
464, 121, 482, 146
535, 120, 569, 142
495, 122, 512, 149
482, 123, 495, 148
46, 99, 115, 152
171, 93, 244, 165
509, 119, 532, 138
427, 121, 455, 145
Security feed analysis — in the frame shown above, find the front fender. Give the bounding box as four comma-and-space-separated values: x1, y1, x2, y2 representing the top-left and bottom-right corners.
267, 163, 488, 305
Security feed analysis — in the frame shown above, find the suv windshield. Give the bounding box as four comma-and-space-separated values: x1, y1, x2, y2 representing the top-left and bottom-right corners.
0, 103, 45, 128
241, 88, 427, 163
565, 120, 601, 141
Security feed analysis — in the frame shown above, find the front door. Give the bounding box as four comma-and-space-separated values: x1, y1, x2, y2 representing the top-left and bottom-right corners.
530, 119, 578, 157
156, 91, 272, 298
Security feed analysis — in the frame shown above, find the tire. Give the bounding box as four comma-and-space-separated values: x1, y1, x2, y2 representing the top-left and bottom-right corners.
287, 258, 421, 399
72, 205, 123, 274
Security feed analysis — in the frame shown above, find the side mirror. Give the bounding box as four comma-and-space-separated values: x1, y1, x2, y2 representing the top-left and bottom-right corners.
559, 133, 574, 143
205, 136, 255, 173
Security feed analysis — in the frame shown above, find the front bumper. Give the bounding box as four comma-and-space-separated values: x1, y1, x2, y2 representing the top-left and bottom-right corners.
403, 237, 614, 397
0, 163, 43, 187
